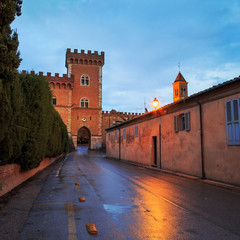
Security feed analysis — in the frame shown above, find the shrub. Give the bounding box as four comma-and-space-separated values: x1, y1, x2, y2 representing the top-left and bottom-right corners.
0, 73, 68, 170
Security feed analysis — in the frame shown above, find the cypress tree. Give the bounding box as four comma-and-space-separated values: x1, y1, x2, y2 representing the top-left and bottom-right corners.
0, 1, 69, 170
0, 0, 22, 83
0, 0, 22, 141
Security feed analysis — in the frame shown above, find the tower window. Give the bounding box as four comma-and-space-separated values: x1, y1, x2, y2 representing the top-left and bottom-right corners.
80, 98, 89, 108
180, 88, 186, 97
80, 75, 90, 86
135, 126, 138, 137
86, 77, 89, 85
52, 96, 57, 105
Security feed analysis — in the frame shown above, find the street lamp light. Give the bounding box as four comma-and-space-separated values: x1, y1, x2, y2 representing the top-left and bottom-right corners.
152, 97, 159, 110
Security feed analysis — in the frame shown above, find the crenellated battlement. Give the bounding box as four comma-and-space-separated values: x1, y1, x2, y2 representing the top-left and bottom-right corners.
21, 70, 74, 89
102, 111, 142, 116
66, 48, 105, 68
102, 111, 143, 128
66, 48, 104, 57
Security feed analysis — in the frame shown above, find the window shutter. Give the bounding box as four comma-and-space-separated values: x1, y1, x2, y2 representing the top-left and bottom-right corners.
174, 115, 178, 132
185, 112, 190, 131
233, 99, 240, 143
225, 100, 234, 144
226, 101, 232, 122
233, 99, 239, 121
235, 122, 240, 142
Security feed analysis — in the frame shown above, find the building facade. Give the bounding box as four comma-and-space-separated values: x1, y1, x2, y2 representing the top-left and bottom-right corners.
22, 48, 141, 150
106, 74, 240, 186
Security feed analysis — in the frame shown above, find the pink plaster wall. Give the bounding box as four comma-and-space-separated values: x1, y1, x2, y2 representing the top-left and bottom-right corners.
106, 117, 161, 166
121, 118, 160, 166
161, 106, 202, 177
106, 129, 119, 159
106, 83, 240, 186
202, 93, 240, 185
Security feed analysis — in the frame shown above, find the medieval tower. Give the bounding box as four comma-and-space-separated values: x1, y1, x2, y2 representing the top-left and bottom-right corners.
22, 48, 142, 150
65, 49, 104, 149
172, 71, 188, 102
43, 48, 105, 150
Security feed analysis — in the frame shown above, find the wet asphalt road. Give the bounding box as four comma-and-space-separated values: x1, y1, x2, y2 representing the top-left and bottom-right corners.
1, 146, 240, 240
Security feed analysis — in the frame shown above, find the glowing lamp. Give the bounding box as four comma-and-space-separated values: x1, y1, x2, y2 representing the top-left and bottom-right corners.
152, 98, 159, 110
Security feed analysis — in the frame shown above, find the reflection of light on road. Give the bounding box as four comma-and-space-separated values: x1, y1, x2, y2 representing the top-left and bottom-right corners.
104, 204, 136, 214
77, 146, 89, 154
130, 176, 179, 240
104, 204, 137, 221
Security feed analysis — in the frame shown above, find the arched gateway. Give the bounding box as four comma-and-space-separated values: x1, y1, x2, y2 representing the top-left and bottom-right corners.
44, 48, 140, 150
77, 127, 91, 147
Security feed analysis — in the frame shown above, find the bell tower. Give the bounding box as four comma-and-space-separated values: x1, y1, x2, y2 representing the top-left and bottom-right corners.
172, 71, 188, 102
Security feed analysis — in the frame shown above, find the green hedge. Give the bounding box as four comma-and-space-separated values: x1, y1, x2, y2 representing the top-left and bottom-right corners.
0, 73, 68, 170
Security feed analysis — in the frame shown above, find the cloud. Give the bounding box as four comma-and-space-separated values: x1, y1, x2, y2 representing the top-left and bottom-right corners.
186, 62, 240, 96
11, 0, 240, 113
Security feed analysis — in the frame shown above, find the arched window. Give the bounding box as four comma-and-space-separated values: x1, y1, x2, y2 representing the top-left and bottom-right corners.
183, 88, 186, 96
80, 74, 90, 86
52, 96, 57, 105
175, 89, 178, 96
80, 98, 89, 108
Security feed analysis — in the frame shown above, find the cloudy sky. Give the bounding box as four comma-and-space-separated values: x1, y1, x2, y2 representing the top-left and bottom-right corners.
12, 0, 240, 112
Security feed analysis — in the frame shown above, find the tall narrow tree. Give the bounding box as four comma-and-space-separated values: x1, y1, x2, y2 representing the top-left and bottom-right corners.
0, 0, 22, 141
0, 0, 22, 84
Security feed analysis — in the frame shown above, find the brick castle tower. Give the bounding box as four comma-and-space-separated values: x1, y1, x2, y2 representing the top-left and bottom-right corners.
65, 49, 104, 149
22, 48, 142, 150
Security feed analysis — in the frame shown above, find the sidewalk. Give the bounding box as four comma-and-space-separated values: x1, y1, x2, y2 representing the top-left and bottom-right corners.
115, 157, 240, 194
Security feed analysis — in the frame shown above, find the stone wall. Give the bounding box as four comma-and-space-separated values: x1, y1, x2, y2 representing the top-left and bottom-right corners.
0, 155, 62, 197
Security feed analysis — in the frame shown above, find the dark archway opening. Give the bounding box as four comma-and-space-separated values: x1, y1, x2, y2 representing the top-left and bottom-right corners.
77, 127, 91, 146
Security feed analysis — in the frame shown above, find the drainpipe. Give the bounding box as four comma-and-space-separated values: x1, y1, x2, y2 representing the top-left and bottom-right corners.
197, 101, 205, 179
118, 128, 121, 160
159, 124, 162, 169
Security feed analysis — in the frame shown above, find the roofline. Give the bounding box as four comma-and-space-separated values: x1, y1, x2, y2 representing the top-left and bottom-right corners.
106, 76, 240, 131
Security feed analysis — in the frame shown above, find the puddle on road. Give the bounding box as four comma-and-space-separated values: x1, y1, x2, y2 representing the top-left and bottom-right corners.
103, 204, 136, 214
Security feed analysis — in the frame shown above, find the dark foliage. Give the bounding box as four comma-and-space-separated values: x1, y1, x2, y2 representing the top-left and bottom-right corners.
0, 74, 69, 170
0, 1, 68, 171
0, 0, 22, 83
0, 0, 22, 142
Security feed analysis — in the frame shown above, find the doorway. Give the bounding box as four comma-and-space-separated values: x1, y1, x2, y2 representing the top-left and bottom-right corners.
77, 127, 91, 147
152, 136, 157, 167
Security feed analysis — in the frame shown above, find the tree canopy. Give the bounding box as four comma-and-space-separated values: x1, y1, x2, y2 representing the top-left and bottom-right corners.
0, 0, 22, 84
0, 1, 69, 171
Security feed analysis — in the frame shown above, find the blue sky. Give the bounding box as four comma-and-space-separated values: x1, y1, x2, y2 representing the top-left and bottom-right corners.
12, 0, 240, 112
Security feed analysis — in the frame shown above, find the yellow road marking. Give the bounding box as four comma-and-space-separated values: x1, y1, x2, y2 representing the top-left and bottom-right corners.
33, 202, 78, 240
67, 202, 78, 240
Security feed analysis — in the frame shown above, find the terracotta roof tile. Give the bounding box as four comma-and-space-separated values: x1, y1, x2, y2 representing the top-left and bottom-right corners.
174, 71, 186, 82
